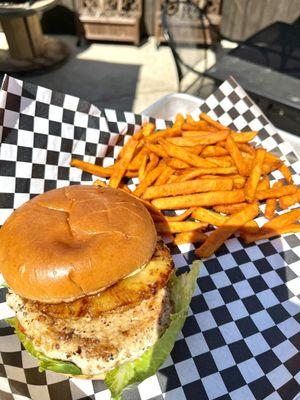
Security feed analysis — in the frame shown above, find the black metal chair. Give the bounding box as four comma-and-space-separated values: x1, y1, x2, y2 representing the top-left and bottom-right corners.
162, 0, 219, 92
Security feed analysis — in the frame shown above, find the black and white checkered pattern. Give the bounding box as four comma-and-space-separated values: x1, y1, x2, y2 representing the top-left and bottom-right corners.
0, 75, 299, 400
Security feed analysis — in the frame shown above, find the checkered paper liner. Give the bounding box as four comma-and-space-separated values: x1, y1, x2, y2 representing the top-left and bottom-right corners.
0, 74, 299, 400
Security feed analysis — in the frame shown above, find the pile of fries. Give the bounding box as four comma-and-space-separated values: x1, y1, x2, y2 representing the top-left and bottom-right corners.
70, 112, 300, 259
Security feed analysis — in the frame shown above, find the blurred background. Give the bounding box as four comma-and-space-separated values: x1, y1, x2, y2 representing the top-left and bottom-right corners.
0, 0, 299, 133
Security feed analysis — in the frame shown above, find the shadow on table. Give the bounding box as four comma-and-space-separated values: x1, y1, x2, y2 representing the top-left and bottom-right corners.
0, 41, 141, 112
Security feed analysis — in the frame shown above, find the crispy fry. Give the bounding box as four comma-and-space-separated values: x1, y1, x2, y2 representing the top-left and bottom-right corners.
93, 179, 107, 187
257, 175, 270, 191
201, 174, 245, 189
237, 143, 256, 156
262, 153, 282, 173
241, 152, 254, 160
156, 221, 207, 233
128, 147, 147, 170
182, 131, 229, 144
118, 128, 144, 157
119, 183, 131, 193
182, 121, 212, 131
136, 140, 145, 151
166, 158, 190, 169
160, 139, 216, 168
244, 148, 266, 202
166, 137, 206, 147
117, 137, 135, 160
205, 157, 232, 168
174, 231, 207, 245
167, 174, 180, 183
239, 220, 259, 235
261, 208, 300, 229
134, 163, 165, 197
146, 127, 181, 142
242, 224, 300, 243
155, 166, 174, 185
231, 131, 258, 143
195, 203, 259, 258
145, 142, 168, 158
70, 159, 114, 177
243, 156, 255, 173
177, 167, 238, 182
70, 159, 138, 178
173, 113, 185, 128
226, 134, 249, 176
192, 207, 227, 226
264, 152, 280, 163
109, 139, 138, 188
214, 155, 234, 165
233, 176, 247, 189
244, 207, 300, 241
200, 174, 232, 179
213, 203, 248, 214
241, 151, 254, 160
152, 190, 245, 210
143, 178, 234, 200
201, 145, 228, 157
279, 164, 293, 184
200, 112, 227, 130
262, 159, 283, 175
192, 207, 258, 233
182, 129, 225, 137
182, 145, 204, 155
132, 129, 143, 141
173, 173, 188, 183
145, 153, 159, 174
142, 123, 155, 137
127, 171, 138, 178
264, 181, 283, 219
256, 185, 297, 200
138, 152, 148, 181
279, 189, 300, 209
263, 154, 283, 174
186, 114, 196, 124
165, 208, 196, 222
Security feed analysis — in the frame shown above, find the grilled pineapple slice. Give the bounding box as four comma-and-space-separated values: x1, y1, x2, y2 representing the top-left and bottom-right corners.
34, 241, 173, 318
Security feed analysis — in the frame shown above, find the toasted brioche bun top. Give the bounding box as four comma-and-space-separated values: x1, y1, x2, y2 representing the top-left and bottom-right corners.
0, 185, 157, 303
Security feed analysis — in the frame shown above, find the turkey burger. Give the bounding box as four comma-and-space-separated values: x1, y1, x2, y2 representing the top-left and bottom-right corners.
0, 185, 174, 378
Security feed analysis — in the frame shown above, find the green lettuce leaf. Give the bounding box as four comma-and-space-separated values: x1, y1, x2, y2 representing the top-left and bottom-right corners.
104, 261, 201, 400
0, 282, 9, 288
5, 317, 82, 376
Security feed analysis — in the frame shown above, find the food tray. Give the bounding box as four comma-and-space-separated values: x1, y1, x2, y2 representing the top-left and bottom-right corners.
0, 75, 299, 400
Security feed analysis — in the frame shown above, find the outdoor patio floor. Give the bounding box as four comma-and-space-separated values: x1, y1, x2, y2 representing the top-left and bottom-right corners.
0, 34, 216, 113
